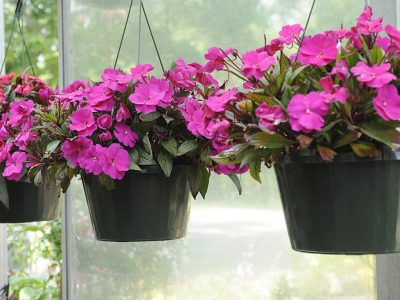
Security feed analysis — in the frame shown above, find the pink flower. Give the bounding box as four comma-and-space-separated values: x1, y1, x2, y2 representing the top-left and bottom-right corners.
279, 24, 303, 44
319, 76, 348, 104
255, 104, 287, 132
79, 144, 104, 175
376, 36, 392, 53
3, 152, 27, 180
69, 108, 97, 137
61, 137, 93, 167
180, 97, 206, 137
101, 68, 133, 93
331, 60, 349, 81
206, 88, 238, 112
63, 80, 91, 93
214, 163, 248, 175
297, 34, 338, 66
385, 24, 400, 49
204, 47, 231, 72
15, 131, 37, 150
87, 85, 115, 112
206, 117, 230, 138
351, 62, 396, 88
264, 38, 284, 56
166, 59, 197, 90
0, 142, 11, 163
99, 131, 112, 142
38, 88, 53, 104
114, 123, 138, 147
128, 77, 173, 114
0, 73, 14, 85
287, 92, 329, 132
373, 84, 400, 121
116, 102, 131, 122
99, 143, 130, 180
96, 114, 113, 130
356, 7, 382, 35
241, 50, 275, 79
14, 82, 33, 96
9, 100, 34, 126
130, 64, 154, 80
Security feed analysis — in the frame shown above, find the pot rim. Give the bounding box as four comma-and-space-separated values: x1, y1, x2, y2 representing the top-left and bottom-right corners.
276, 149, 400, 165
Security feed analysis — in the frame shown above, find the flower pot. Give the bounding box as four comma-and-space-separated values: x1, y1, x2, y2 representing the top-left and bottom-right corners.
274, 151, 400, 254
0, 174, 62, 223
82, 165, 191, 242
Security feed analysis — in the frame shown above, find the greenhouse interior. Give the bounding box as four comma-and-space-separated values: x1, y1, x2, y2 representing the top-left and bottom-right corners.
0, 0, 399, 299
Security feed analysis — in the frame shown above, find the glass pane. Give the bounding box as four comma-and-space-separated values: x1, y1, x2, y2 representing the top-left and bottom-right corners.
65, 0, 375, 299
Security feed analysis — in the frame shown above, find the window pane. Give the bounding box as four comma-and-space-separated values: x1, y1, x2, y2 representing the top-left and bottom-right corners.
65, 1, 375, 299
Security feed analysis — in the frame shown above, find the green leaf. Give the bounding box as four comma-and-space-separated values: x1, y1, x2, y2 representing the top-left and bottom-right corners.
287, 65, 308, 84
370, 46, 384, 64
211, 144, 250, 165
228, 173, 242, 195
249, 160, 262, 183
332, 131, 362, 149
27, 164, 44, 183
198, 167, 211, 199
45, 140, 61, 155
177, 140, 199, 156
249, 132, 294, 149
139, 111, 161, 122
350, 142, 381, 158
142, 135, 152, 156
137, 148, 156, 165
240, 148, 272, 169
129, 150, 142, 171
161, 137, 178, 157
98, 174, 115, 191
157, 150, 173, 177
360, 121, 400, 148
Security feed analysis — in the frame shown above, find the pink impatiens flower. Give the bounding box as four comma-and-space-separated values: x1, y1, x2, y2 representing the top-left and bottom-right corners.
287, 92, 329, 133
255, 103, 287, 132
9, 100, 34, 126
69, 108, 97, 137
203, 47, 231, 72
0, 73, 14, 85
99, 131, 112, 142
356, 7, 382, 35
241, 50, 275, 79
297, 34, 338, 67
351, 62, 396, 88
128, 77, 173, 114
96, 114, 113, 130
319, 76, 348, 104
180, 97, 206, 137
87, 84, 115, 112
14, 81, 33, 97
130, 64, 154, 80
101, 68, 133, 93
3, 152, 27, 180
206, 88, 238, 112
116, 102, 131, 122
114, 123, 138, 147
99, 143, 130, 180
331, 60, 349, 81
373, 84, 400, 121
79, 144, 104, 176
61, 137, 93, 167
385, 24, 400, 49
278, 24, 303, 44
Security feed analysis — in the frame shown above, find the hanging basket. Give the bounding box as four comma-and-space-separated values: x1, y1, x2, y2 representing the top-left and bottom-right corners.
274, 151, 400, 254
0, 172, 62, 223
82, 165, 191, 242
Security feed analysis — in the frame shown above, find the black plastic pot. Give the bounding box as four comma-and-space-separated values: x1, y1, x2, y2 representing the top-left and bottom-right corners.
82, 166, 191, 242
274, 151, 400, 254
0, 175, 61, 223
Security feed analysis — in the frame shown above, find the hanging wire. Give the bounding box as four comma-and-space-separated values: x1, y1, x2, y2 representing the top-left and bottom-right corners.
140, 1, 165, 72
0, 0, 35, 75
137, 0, 142, 64
295, 0, 316, 62
113, 0, 134, 68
